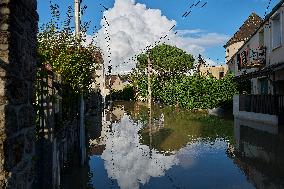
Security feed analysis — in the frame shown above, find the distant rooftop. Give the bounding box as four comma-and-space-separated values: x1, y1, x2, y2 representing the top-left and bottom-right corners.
224, 12, 263, 47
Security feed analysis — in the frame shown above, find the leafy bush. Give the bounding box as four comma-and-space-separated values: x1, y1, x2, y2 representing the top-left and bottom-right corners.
108, 85, 135, 101
154, 74, 237, 109
37, 4, 100, 93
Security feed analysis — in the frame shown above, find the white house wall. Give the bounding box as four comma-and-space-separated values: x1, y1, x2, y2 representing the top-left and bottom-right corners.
226, 41, 245, 63
265, 6, 284, 66
227, 31, 260, 76
228, 2, 284, 95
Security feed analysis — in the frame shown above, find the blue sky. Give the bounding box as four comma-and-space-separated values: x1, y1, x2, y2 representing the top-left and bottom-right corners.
38, 0, 280, 68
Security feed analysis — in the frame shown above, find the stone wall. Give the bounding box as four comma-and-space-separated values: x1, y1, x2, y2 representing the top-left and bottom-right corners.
0, 0, 38, 188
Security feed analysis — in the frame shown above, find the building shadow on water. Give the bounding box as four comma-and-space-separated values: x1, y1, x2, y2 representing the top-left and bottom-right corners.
228, 119, 284, 189
59, 91, 104, 189
60, 154, 93, 189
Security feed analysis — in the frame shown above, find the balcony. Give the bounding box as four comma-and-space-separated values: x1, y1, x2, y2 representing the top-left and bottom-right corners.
247, 46, 267, 68
237, 46, 266, 69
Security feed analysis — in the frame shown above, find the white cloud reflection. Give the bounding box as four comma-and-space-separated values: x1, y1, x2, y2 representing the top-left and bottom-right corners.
100, 114, 229, 189
101, 116, 178, 189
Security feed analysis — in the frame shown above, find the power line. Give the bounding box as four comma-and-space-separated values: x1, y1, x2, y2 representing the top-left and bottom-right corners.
264, 0, 272, 17
98, 0, 211, 73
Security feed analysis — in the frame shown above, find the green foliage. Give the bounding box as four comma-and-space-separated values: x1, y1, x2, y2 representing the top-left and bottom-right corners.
162, 73, 237, 109
125, 102, 234, 151
108, 85, 135, 101
130, 44, 238, 109
37, 4, 100, 93
137, 44, 195, 74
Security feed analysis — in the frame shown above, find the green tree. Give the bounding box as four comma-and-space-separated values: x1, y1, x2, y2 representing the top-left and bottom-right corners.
130, 44, 238, 109
37, 4, 100, 93
136, 44, 195, 75
130, 44, 195, 100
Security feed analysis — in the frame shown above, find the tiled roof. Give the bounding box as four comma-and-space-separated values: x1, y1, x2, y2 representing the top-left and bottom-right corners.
225, 13, 263, 47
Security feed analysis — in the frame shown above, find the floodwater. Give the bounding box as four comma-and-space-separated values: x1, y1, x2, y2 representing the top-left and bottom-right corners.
61, 101, 284, 189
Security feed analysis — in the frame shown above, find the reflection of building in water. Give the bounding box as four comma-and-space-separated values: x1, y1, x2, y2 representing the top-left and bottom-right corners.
89, 105, 126, 155
230, 119, 284, 189
106, 105, 125, 123
86, 103, 104, 155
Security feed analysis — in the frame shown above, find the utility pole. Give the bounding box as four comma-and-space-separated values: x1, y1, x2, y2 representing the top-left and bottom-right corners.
75, 0, 80, 37
102, 64, 106, 107
147, 50, 152, 110
108, 65, 112, 106
75, 0, 86, 165
147, 50, 152, 156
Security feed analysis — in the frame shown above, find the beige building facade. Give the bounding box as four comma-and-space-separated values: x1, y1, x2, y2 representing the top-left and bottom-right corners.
227, 0, 284, 129
227, 1, 284, 95
199, 64, 228, 79
225, 41, 245, 63
224, 12, 263, 73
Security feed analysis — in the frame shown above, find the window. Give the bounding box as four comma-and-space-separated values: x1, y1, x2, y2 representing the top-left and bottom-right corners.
246, 45, 250, 64
237, 53, 241, 70
219, 71, 224, 78
272, 13, 282, 49
240, 50, 248, 66
225, 49, 230, 59
259, 78, 268, 95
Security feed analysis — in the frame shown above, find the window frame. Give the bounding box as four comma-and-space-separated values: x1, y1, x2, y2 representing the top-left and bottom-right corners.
271, 12, 282, 50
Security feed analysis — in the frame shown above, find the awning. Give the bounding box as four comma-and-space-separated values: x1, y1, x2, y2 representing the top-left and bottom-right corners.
233, 62, 284, 82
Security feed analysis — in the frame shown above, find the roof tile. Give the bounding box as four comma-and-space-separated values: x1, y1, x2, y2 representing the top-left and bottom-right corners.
225, 13, 263, 47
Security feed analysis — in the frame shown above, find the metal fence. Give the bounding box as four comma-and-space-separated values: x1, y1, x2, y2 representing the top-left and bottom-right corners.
239, 94, 284, 115
35, 66, 81, 189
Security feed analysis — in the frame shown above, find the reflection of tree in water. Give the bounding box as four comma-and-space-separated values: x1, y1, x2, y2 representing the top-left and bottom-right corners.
93, 102, 240, 189
122, 102, 234, 152
139, 128, 174, 155
101, 116, 178, 189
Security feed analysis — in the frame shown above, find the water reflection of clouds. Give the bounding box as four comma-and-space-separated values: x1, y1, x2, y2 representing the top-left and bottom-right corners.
176, 139, 228, 168
101, 115, 229, 189
101, 115, 178, 189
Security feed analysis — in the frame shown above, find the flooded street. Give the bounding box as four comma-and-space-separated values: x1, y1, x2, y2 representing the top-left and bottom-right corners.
61, 101, 284, 189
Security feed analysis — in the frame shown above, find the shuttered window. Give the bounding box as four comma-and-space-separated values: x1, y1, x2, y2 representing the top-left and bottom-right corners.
272, 13, 282, 49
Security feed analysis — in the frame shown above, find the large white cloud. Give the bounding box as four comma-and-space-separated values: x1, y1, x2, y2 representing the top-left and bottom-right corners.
94, 0, 229, 74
